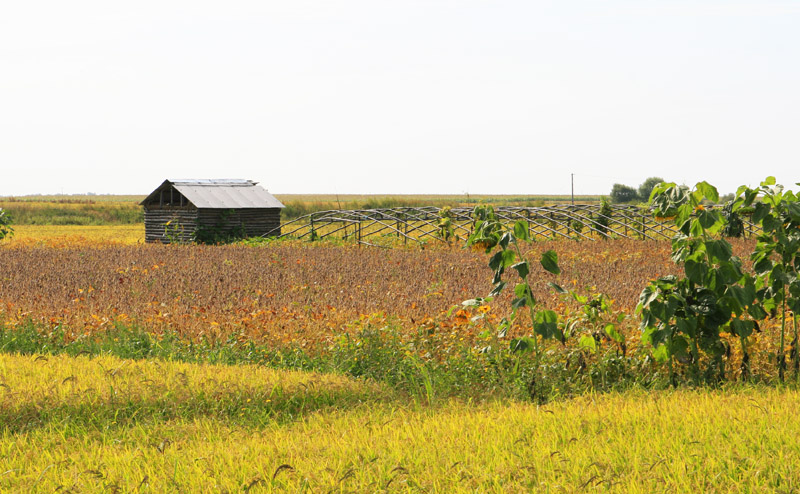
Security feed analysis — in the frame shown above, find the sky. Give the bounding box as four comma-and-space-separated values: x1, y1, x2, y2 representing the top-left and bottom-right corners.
1, 1, 799, 197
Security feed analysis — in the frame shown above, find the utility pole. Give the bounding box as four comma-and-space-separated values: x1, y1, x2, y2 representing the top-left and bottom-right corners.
571, 173, 574, 205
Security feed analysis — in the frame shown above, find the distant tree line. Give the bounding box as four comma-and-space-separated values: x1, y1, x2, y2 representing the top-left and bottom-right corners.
609, 177, 665, 204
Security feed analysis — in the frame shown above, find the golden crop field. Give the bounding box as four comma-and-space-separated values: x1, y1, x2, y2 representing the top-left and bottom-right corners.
3, 225, 144, 247
1, 220, 797, 492
1, 352, 798, 492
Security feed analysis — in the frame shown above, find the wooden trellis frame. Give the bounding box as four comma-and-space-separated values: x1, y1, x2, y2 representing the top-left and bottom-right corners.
264, 205, 760, 245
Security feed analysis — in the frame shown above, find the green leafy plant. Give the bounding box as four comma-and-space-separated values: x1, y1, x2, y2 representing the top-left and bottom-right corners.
0, 208, 13, 241
163, 218, 188, 244
637, 181, 761, 383
466, 205, 563, 401
437, 206, 456, 243
565, 289, 626, 356
595, 198, 613, 239
562, 289, 627, 389
735, 177, 800, 380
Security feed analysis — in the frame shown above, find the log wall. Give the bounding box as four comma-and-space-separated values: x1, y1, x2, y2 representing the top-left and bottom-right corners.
196, 208, 282, 238
144, 207, 198, 243
144, 207, 282, 243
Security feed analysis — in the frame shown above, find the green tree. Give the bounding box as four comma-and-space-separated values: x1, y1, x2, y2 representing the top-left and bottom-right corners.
610, 183, 638, 203
638, 177, 665, 202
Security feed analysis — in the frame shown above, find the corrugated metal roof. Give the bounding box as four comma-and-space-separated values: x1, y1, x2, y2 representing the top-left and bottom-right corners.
142, 179, 285, 209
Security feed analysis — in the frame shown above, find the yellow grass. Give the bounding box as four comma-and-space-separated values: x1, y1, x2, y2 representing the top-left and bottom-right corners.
2, 353, 799, 492
2, 225, 144, 247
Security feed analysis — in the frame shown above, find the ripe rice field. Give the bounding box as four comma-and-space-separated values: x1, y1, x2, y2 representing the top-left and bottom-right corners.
2, 353, 799, 492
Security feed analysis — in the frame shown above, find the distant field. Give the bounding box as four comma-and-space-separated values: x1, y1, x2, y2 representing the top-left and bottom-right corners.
0, 199, 143, 225
0, 194, 603, 225
0, 195, 145, 203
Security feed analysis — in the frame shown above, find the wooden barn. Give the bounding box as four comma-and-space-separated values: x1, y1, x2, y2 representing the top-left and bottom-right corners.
141, 179, 284, 243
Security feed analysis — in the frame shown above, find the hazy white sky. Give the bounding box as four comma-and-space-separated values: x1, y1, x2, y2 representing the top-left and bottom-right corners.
1, 1, 798, 196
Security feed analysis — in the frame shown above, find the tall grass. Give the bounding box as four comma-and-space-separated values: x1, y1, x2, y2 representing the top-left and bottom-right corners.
0, 201, 143, 225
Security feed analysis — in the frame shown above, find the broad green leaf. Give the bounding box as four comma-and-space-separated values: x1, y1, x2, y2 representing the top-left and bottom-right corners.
684, 259, 707, 285
499, 232, 512, 249
689, 218, 704, 237
605, 323, 623, 343
501, 249, 516, 268
652, 344, 670, 363
676, 316, 698, 338
730, 318, 754, 338
548, 282, 569, 294
785, 202, 800, 222
513, 221, 530, 242
753, 257, 773, 276
637, 285, 660, 310
669, 335, 690, 360
511, 261, 529, 280
727, 284, 755, 308
705, 240, 733, 263
533, 310, 562, 341
488, 281, 507, 297
696, 181, 719, 202
514, 283, 528, 299
697, 209, 718, 229
752, 202, 772, 223
540, 250, 561, 275
578, 335, 597, 353
488, 251, 504, 271
716, 262, 743, 286
676, 204, 694, 226
762, 214, 781, 233
510, 337, 536, 353
748, 304, 767, 320
761, 176, 777, 186
492, 269, 503, 285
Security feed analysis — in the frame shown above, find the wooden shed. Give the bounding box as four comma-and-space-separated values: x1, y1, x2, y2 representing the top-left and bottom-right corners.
141, 179, 284, 243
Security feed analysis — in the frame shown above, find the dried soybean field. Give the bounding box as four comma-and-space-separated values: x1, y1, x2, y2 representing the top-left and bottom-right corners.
0, 240, 690, 347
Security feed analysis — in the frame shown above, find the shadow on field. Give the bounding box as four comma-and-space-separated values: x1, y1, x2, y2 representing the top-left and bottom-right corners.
1, 383, 391, 434
0, 353, 393, 434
